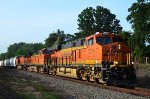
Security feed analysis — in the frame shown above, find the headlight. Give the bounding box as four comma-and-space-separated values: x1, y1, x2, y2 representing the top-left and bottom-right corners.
131, 62, 134, 64
118, 44, 121, 49
115, 61, 118, 64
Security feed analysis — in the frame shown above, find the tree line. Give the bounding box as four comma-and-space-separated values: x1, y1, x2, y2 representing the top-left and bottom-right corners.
0, 0, 150, 61
0, 43, 45, 60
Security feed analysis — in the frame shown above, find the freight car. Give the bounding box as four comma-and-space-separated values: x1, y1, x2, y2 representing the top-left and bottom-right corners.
1, 32, 136, 86
0, 57, 16, 67
0, 61, 4, 66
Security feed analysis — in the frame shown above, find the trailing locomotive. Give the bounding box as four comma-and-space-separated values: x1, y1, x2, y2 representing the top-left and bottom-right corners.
0, 32, 136, 86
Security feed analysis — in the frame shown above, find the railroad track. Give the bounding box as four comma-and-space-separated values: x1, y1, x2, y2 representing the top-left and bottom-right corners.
50, 75, 150, 98
23, 70, 150, 98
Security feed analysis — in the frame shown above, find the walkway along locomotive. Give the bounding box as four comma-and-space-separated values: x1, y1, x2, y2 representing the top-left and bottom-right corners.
1, 32, 136, 86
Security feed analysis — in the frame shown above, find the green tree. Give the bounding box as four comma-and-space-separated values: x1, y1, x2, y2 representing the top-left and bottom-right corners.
143, 45, 150, 57
54, 29, 66, 45
77, 6, 122, 37
77, 7, 95, 36
74, 32, 86, 40
45, 32, 58, 47
45, 29, 74, 47
95, 6, 122, 33
127, 0, 150, 59
7, 42, 26, 57
119, 31, 132, 45
0, 42, 45, 59
0, 53, 7, 60
63, 34, 75, 43
127, 33, 145, 60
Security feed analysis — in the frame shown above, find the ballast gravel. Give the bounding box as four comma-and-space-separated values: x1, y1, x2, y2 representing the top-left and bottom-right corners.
18, 70, 149, 99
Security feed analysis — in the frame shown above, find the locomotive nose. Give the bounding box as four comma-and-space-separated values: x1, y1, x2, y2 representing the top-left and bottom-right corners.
105, 42, 132, 66
111, 43, 122, 51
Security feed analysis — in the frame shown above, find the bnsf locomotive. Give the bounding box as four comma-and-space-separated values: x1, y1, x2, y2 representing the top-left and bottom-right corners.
0, 32, 136, 86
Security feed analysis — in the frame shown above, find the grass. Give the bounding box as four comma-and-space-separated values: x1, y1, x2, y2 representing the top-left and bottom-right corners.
15, 79, 58, 99
17, 94, 36, 99
34, 84, 45, 92
34, 84, 57, 99
0, 68, 58, 99
42, 92, 57, 99
134, 64, 150, 71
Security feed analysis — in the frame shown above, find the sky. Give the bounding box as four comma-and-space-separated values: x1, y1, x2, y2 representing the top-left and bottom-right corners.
0, 0, 137, 53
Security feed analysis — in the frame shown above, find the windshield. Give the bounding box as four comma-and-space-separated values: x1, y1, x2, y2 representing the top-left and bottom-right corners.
113, 38, 123, 42
96, 37, 112, 45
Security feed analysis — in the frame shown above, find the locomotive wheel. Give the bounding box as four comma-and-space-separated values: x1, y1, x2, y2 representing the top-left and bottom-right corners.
86, 76, 90, 82
95, 78, 100, 84
39, 67, 43, 73
95, 78, 103, 84
80, 69, 89, 81
52, 68, 57, 75
95, 73, 103, 84
53, 70, 57, 75
37, 67, 40, 73
76, 69, 82, 80
76, 68, 91, 81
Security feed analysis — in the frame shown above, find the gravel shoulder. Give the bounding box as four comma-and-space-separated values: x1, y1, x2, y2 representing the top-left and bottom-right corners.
0, 67, 149, 99
0, 67, 68, 99
18, 69, 149, 99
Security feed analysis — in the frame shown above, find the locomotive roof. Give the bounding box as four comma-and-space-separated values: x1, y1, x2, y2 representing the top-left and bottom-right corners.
86, 32, 120, 39
43, 32, 121, 53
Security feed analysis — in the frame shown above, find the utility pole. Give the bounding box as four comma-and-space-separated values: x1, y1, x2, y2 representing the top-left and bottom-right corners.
146, 57, 148, 65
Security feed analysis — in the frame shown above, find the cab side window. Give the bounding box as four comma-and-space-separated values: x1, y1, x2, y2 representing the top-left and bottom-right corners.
88, 38, 94, 46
